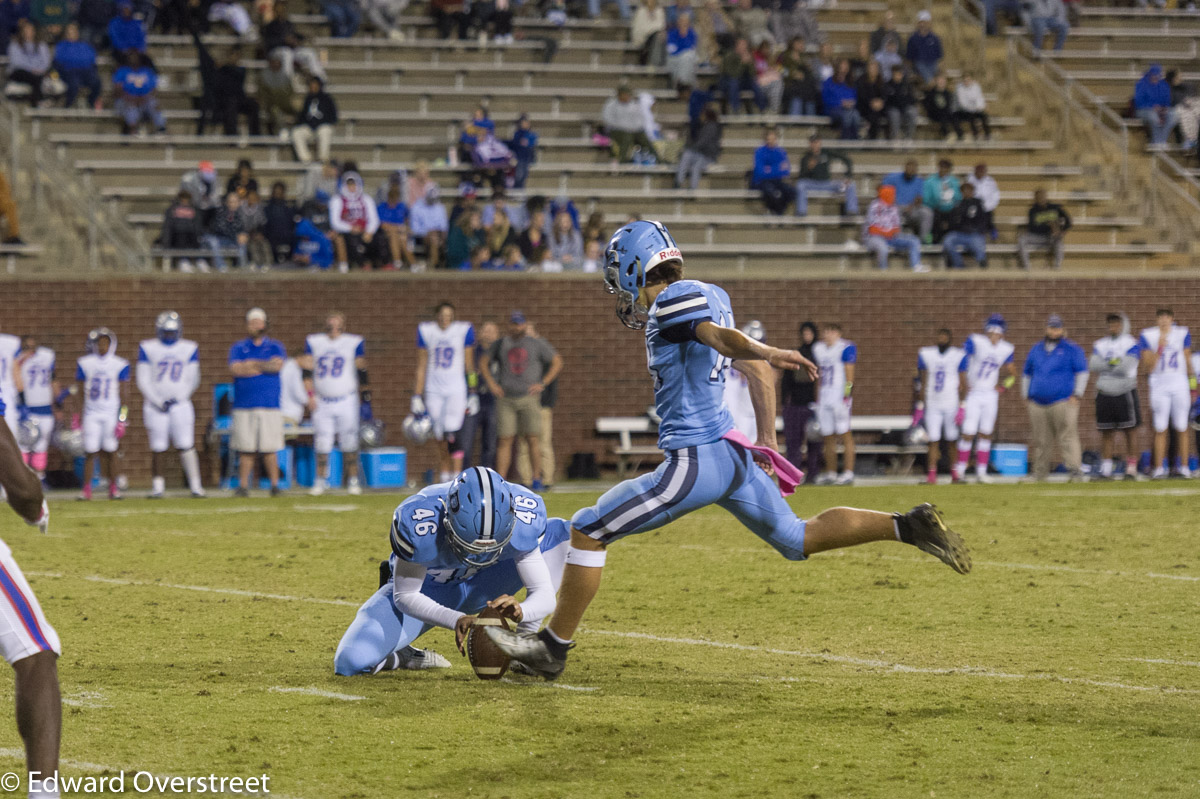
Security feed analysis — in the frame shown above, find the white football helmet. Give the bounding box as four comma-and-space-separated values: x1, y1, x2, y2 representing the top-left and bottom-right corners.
16, 418, 39, 450
359, 419, 386, 449
54, 427, 85, 457
402, 414, 433, 444
742, 320, 766, 343
904, 424, 930, 446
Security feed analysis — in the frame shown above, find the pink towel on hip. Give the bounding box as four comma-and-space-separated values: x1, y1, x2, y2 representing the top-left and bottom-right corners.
722, 429, 804, 497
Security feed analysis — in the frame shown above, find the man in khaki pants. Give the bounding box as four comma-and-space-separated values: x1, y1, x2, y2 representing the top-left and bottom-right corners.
1022, 314, 1089, 481
481, 311, 562, 491
516, 323, 559, 487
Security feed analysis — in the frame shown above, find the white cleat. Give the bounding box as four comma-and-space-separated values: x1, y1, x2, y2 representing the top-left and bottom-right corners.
398, 646, 451, 670
25, 500, 49, 534
347, 476, 363, 496
834, 472, 855, 486
308, 478, 327, 497
1152, 467, 1169, 480
814, 472, 836, 486
975, 471, 994, 484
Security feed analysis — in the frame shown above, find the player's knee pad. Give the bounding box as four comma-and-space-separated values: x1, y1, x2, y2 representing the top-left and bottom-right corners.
565, 545, 607, 568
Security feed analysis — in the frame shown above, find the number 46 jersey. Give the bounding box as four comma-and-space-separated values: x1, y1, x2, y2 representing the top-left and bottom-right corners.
388, 482, 547, 585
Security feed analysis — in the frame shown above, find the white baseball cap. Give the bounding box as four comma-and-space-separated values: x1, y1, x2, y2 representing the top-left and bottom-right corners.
917, 10, 932, 21
246, 307, 267, 323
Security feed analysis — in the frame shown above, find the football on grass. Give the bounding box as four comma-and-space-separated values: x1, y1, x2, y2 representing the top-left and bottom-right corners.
467, 607, 512, 680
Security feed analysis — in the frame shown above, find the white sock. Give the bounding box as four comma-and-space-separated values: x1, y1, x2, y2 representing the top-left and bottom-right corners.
543, 627, 571, 645
152, 475, 165, 494
180, 448, 202, 493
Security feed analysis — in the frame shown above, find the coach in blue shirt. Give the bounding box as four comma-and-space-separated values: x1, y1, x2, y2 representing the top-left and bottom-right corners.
229, 307, 286, 496
1023, 314, 1088, 481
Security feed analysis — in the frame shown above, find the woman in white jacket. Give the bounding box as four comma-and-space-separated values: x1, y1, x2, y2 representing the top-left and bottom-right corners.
953, 72, 991, 140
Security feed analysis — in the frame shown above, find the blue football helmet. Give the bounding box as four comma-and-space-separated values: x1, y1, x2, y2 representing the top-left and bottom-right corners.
604, 220, 684, 330
444, 467, 516, 568
157, 310, 182, 343
984, 314, 1007, 334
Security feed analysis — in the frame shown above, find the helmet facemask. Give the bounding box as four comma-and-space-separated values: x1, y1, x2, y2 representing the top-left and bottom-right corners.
604, 250, 649, 331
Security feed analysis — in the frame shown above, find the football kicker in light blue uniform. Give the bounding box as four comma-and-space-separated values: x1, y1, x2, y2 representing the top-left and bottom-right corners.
572, 221, 807, 558
334, 473, 569, 675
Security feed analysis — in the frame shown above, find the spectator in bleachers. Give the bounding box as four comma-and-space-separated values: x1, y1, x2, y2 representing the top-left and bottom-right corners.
108, 0, 147, 67
226, 159, 259, 198
476, 0, 516, 44
863, 184, 925, 271
954, 71, 990, 140
214, 47, 262, 136
159, 190, 205, 272
883, 159, 933, 242
361, 0, 408, 41
263, 181, 295, 264
922, 158, 960, 242
873, 37, 903, 78
779, 37, 818, 116
821, 59, 860, 140
1167, 70, 1200, 150
549, 210, 583, 270
732, 0, 769, 48
292, 76, 337, 163
0, 168, 20, 243
181, 160, 221, 225
53, 22, 102, 110
457, 105, 494, 166
262, 0, 326, 80
752, 39, 782, 114
508, 114, 538, 190
664, 0, 692, 27
0, 0, 29, 55
376, 180, 413, 269
1027, 0, 1069, 53
883, 65, 918, 140
666, 12, 699, 97
321, 0, 360, 37
238, 188, 272, 270
483, 188, 527, 232
983, 0, 1021, 36
811, 44, 834, 84
1134, 64, 1180, 148
75, 0, 110, 48
548, 195, 579, 231
430, 0, 469, 39
450, 184, 478, 227
771, 1, 817, 51
113, 51, 166, 134
292, 215, 334, 269
410, 184, 448, 270
1017, 188, 1070, 270
204, 192, 250, 271
720, 37, 765, 115
942, 181, 989, 269
848, 38, 872, 84
471, 131, 515, 191
6, 20, 49, 107
517, 204, 547, 260
675, 104, 721, 190
30, 0, 66, 39
856, 59, 888, 140
484, 203, 516, 257
589, 0, 629, 21
602, 84, 654, 163
630, 0, 665, 65
923, 73, 963, 140
751, 126, 794, 216
869, 11, 900, 54
330, 171, 384, 271
967, 162, 1000, 238
693, 0, 731, 65
406, 159, 433, 207
446, 208, 485, 269
297, 158, 339, 207
794, 132, 856, 218
582, 210, 605, 245
905, 10, 942, 85
257, 54, 295, 136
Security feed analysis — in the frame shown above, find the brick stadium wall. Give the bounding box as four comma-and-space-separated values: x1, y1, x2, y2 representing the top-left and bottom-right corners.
3, 275, 1197, 487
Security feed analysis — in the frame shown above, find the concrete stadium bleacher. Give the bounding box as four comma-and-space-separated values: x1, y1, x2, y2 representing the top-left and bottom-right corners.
6, 0, 1187, 272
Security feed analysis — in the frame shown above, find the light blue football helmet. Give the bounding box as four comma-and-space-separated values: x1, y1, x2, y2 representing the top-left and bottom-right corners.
444, 467, 516, 568
157, 310, 182, 343
604, 220, 684, 330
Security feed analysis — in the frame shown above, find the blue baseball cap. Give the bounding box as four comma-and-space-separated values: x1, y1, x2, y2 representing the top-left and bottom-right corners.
510, 311, 527, 324
1047, 314, 1064, 328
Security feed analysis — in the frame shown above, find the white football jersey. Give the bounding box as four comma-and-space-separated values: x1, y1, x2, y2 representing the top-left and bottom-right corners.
418, 320, 475, 397
17, 347, 56, 410
278, 358, 309, 421
962, 333, 1015, 393
1139, 325, 1193, 391
918, 346, 966, 407
138, 338, 200, 403
1091, 333, 1139, 379
812, 338, 857, 406
722, 368, 757, 440
305, 332, 365, 399
0, 333, 19, 407
76, 353, 130, 416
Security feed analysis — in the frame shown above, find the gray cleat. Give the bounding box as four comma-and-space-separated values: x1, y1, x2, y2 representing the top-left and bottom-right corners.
901, 503, 972, 575
484, 628, 568, 681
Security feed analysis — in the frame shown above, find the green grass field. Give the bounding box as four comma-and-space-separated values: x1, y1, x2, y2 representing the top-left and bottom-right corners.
1, 483, 1198, 798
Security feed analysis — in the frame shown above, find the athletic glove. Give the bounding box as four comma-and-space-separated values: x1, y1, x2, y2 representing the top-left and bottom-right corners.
410, 395, 426, 415
999, 375, 1016, 393
466, 394, 480, 416
161, 398, 177, 412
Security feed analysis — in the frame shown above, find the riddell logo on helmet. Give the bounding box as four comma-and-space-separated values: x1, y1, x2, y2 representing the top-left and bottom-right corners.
658, 249, 682, 259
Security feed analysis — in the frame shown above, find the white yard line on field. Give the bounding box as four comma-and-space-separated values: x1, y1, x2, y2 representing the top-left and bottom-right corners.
677, 545, 1200, 583
26, 572, 359, 607
499, 678, 599, 692
268, 686, 365, 701
582, 630, 1200, 696
1125, 657, 1200, 668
